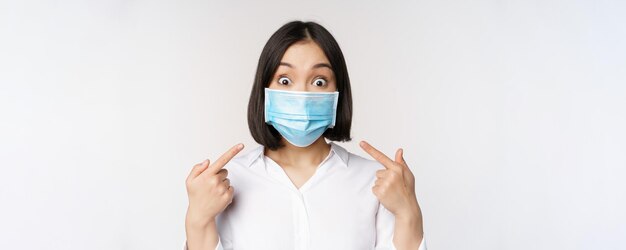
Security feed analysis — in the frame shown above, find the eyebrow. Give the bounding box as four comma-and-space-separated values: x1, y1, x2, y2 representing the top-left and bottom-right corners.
279, 62, 332, 70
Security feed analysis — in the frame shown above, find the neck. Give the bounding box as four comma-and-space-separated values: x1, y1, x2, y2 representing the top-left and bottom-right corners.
264, 137, 331, 169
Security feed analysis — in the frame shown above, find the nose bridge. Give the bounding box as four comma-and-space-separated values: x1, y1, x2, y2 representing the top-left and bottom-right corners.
292, 71, 308, 91
292, 81, 307, 91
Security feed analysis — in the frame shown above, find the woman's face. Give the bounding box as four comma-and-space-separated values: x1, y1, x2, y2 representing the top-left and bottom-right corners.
268, 40, 337, 92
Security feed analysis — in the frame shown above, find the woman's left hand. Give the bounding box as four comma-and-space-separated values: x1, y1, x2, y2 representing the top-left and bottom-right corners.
359, 140, 422, 220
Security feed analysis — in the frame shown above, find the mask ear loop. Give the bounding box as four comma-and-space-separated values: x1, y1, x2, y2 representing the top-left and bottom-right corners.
264, 88, 271, 124
329, 91, 339, 128
331, 91, 339, 128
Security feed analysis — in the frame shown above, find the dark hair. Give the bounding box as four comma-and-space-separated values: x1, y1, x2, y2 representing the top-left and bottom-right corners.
247, 21, 353, 150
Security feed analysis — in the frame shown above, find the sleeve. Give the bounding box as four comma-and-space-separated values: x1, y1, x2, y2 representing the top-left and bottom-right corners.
183, 237, 223, 250
375, 203, 427, 250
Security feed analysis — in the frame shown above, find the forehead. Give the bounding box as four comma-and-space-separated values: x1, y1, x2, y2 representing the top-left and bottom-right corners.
280, 40, 330, 65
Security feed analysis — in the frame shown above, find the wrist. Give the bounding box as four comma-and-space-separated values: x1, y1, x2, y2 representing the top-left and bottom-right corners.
395, 198, 422, 222
185, 213, 220, 250
185, 209, 216, 230
395, 209, 421, 225
393, 208, 424, 249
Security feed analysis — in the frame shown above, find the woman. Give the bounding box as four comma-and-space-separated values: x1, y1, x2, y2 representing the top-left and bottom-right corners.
184, 21, 426, 250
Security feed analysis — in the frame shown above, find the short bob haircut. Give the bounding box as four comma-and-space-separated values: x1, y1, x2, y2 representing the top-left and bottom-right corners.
248, 21, 353, 150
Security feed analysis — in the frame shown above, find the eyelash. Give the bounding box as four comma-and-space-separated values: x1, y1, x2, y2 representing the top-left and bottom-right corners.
276, 75, 329, 86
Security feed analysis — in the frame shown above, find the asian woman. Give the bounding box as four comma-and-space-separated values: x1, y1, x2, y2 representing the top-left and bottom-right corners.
184, 20, 426, 250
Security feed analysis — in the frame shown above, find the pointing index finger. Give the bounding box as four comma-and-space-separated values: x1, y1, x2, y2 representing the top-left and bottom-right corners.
208, 143, 244, 174
359, 141, 395, 168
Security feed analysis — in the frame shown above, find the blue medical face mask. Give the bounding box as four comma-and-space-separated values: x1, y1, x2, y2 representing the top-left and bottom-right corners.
264, 88, 339, 147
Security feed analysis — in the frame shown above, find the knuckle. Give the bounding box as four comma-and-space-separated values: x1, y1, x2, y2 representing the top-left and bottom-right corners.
219, 172, 228, 180
372, 187, 380, 196
213, 159, 224, 167
378, 170, 386, 177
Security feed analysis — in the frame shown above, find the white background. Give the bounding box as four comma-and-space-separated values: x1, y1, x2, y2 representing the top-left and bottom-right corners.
1, 0, 625, 249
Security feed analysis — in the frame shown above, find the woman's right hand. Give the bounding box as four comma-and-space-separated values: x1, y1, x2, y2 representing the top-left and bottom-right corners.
185, 143, 244, 227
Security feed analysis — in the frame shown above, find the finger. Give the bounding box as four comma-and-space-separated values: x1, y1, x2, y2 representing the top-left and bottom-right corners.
375, 178, 383, 186
396, 149, 412, 174
371, 185, 380, 196
395, 148, 403, 163
226, 186, 234, 201
359, 141, 396, 168
376, 169, 386, 178
216, 168, 229, 180
188, 159, 210, 180
395, 148, 409, 169
225, 185, 234, 197
207, 143, 244, 175
217, 178, 231, 195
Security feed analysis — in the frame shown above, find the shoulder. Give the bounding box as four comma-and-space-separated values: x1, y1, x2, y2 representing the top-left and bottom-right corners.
330, 142, 385, 172
346, 151, 385, 171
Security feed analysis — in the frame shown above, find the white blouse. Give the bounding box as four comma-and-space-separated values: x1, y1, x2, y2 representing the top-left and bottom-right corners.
185, 142, 426, 250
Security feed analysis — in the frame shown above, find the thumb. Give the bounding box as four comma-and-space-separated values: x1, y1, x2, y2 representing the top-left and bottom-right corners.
395, 148, 409, 168
190, 159, 210, 178
395, 148, 403, 164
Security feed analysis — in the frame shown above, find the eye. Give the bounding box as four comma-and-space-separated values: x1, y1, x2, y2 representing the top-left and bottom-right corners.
312, 78, 327, 87
277, 76, 292, 85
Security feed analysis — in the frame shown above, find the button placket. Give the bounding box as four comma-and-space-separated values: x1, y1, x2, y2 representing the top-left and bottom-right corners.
291, 191, 310, 250
291, 194, 299, 247
263, 155, 325, 250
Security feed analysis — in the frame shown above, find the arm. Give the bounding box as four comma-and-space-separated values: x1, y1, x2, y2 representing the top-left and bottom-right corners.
184, 237, 222, 250
184, 216, 222, 250
183, 238, 222, 250
360, 141, 426, 250
376, 203, 427, 250
184, 144, 243, 250
184, 238, 222, 250
393, 206, 426, 250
